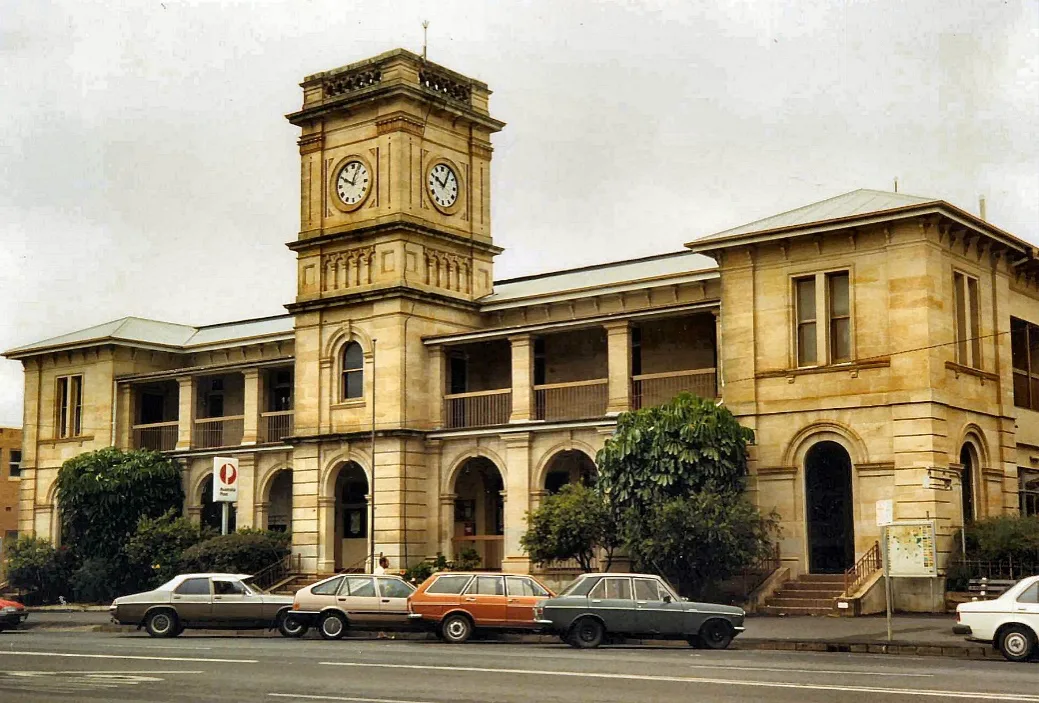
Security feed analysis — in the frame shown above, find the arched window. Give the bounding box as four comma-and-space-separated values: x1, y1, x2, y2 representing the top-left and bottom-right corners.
341, 342, 364, 400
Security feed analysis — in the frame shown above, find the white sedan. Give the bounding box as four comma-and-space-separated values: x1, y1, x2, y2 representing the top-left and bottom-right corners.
955, 574, 1039, 662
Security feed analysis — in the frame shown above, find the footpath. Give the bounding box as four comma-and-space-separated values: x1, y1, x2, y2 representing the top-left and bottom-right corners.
15, 609, 994, 660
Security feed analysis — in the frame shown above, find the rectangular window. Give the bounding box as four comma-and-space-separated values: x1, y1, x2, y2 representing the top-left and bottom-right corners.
1012, 317, 1039, 412
795, 276, 818, 366
953, 271, 982, 369
9, 450, 21, 478
828, 272, 851, 363
56, 375, 83, 438
1021, 469, 1039, 517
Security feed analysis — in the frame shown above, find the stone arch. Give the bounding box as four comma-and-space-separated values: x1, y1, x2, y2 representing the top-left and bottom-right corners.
191, 469, 214, 506
955, 423, 991, 469
259, 464, 293, 533
533, 440, 598, 492
322, 323, 374, 361
257, 461, 293, 503
442, 446, 508, 496
449, 455, 506, 571
321, 452, 372, 500
803, 440, 855, 573
783, 420, 869, 469
43, 480, 62, 546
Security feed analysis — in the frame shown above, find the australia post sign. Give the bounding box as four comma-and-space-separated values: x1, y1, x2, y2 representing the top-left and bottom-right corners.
213, 457, 239, 502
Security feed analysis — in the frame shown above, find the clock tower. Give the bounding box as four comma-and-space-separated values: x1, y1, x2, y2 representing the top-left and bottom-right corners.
286, 49, 505, 308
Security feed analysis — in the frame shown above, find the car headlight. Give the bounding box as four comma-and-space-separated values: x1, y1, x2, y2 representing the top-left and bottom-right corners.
1, 606, 17, 614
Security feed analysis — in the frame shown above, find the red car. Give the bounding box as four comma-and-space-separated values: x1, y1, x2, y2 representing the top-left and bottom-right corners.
0, 598, 28, 632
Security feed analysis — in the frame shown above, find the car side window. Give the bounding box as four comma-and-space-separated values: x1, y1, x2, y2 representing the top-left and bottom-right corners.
634, 578, 663, 602
507, 577, 549, 597
175, 577, 211, 596
604, 578, 632, 600
466, 576, 505, 596
213, 580, 245, 596
312, 576, 345, 596
425, 574, 473, 595
377, 578, 414, 599
1018, 583, 1039, 604
588, 578, 606, 599
345, 577, 376, 597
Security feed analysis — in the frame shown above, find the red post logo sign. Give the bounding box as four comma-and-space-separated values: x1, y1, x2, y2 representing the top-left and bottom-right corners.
213, 456, 239, 502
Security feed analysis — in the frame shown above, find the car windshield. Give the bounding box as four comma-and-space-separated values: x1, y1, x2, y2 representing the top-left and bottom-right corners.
558, 576, 595, 597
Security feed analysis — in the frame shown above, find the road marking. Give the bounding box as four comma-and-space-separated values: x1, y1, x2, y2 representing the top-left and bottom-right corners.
0, 651, 257, 664
97, 643, 213, 650
318, 661, 1039, 702
269, 695, 433, 703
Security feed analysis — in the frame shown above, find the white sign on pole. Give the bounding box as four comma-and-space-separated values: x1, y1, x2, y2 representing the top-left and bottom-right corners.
213, 456, 239, 503
875, 499, 894, 526
885, 520, 938, 578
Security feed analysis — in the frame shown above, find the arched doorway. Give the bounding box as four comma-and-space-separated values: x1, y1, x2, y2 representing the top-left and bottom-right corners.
453, 457, 504, 570
805, 441, 854, 573
333, 462, 368, 571
960, 444, 978, 524
200, 475, 237, 533
266, 469, 293, 533
543, 450, 597, 494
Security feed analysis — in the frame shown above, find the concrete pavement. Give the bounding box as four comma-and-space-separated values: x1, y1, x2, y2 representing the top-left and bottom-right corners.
0, 628, 1035, 702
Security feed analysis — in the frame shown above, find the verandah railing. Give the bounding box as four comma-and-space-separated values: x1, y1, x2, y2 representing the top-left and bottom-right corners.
260, 410, 294, 443
533, 378, 608, 421
193, 415, 245, 449
443, 388, 511, 429
132, 421, 178, 452
632, 368, 717, 409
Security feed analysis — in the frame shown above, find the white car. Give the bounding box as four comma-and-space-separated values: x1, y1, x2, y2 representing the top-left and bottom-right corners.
955, 574, 1039, 662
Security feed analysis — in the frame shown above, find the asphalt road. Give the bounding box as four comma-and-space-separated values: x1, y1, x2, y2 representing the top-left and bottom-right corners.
0, 629, 1036, 703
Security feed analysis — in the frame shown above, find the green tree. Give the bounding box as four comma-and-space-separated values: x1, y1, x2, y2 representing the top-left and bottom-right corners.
521, 483, 619, 572
55, 447, 185, 563
125, 509, 211, 589
3, 535, 76, 604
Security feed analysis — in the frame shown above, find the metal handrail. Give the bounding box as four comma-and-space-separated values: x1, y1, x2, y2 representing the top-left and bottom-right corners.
247, 553, 302, 593
844, 540, 882, 596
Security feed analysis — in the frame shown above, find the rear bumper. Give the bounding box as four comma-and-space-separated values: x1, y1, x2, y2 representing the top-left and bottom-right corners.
286, 611, 321, 626
952, 624, 972, 636
0, 612, 28, 627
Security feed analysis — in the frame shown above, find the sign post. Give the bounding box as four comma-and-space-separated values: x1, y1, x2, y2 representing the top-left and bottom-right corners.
213, 456, 239, 536
881, 519, 939, 643
875, 500, 894, 642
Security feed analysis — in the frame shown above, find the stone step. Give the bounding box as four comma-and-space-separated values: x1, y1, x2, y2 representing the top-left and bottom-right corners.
797, 574, 846, 584
777, 583, 844, 595
761, 604, 836, 616
766, 597, 838, 609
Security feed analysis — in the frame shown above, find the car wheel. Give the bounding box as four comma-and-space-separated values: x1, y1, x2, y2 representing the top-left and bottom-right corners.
319, 612, 347, 640
686, 634, 704, 648
278, 612, 309, 639
440, 613, 473, 644
699, 619, 734, 650
144, 609, 179, 638
569, 617, 604, 649
997, 625, 1037, 663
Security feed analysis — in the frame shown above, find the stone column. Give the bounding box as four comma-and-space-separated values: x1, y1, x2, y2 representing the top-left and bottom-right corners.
254, 501, 270, 532
291, 442, 321, 574
317, 495, 336, 575
116, 383, 133, 450
439, 492, 457, 561
604, 321, 632, 415
509, 335, 534, 423
241, 369, 261, 445
429, 345, 445, 429
502, 432, 532, 573
187, 505, 202, 526
712, 309, 723, 398
235, 454, 257, 528
176, 377, 195, 450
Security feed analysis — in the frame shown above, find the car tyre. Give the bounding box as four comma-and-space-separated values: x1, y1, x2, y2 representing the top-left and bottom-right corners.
686, 634, 704, 648
997, 624, 1037, 663
278, 612, 309, 639
699, 619, 734, 650
144, 609, 179, 638
318, 612, 347, 640
440, 613, 473, 644
569, 617, 604, 649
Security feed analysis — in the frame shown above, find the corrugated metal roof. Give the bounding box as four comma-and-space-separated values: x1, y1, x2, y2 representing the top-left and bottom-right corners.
690, 189, 937, 246
482, 250, 718, 305
185, 316, 294, 348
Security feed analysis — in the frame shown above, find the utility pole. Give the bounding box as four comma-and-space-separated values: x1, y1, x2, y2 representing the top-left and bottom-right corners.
369, 339, 377, 573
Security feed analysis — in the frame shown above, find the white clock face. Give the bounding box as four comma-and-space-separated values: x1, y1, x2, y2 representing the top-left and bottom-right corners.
336, 160, 370, 206
428, 163, 459, 208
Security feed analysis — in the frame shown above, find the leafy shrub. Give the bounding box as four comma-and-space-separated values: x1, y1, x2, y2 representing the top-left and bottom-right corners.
454, 548, 482, 570
179, 530, 291, 575
70, 558, 122, 603
404, 555, 447, 584
960, 515, 1039, 562
521, 483, 619, 571
3, 536, 76, 605
125, 510, 211, 590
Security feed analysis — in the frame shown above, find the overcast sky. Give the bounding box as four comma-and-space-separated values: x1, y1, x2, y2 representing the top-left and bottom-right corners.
1, 0, 1037, 427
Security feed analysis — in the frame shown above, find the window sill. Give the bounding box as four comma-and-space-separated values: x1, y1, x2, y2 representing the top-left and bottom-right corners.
331, 399, 367, 410
756, 357, 890, 381
42, 435, 95, 446
945, 361, 999, 383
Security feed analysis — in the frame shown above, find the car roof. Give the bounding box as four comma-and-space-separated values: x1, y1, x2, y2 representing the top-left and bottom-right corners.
175, 573, 252, 581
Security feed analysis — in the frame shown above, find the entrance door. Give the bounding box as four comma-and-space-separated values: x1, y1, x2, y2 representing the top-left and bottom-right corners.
805, 441, 855, 573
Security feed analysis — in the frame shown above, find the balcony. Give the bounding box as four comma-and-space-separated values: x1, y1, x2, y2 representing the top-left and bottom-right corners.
444, 389, 511, 429
534, 378, 608, 421
260, 410, 294, 443
193, 416, 245, 449
633, 368, 717, 409
132, 421, 178, 452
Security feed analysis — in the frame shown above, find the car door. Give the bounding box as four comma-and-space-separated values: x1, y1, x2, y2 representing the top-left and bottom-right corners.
633, 578, 684, 635
589, 577, 636, 634
462, 575, 507, 627
376, 577, 414, 625
341, 576, 382, 626
171, 577, 212, 623
1013, 581, 1039, 623
211, 578, 255, 625
415, 574, 472, 622
505, 576, 550, 628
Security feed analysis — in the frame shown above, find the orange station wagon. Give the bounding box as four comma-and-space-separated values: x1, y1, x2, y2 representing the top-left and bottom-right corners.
408, 572, 554, 643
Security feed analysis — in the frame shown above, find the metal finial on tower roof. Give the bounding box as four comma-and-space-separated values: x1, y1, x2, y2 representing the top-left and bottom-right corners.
894, 177, 899, 193
422, 20, 429, 60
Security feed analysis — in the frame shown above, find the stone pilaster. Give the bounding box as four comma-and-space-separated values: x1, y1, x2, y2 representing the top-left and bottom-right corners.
508, 335, 534, 423
501, 432, 532, 573
241, 369, 261, 445
176, 377, 195, 450
116, 384, 133, 450
439, 492, 457, 561
604, 321, 632, 414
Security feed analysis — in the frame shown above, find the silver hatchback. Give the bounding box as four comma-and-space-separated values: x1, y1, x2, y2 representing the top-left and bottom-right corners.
282, 573, 415, 640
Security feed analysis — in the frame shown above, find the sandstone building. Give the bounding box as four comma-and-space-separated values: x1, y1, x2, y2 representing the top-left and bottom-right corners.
4, 51, 1038, 597
0, 427, 22, 566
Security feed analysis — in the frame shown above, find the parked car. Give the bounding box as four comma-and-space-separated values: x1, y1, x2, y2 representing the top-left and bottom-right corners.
109, 573, 294, 637
0, 598, 28, 632
534, 572, 745, 649
284, 573, 416, 639
955, 574, 1039, 662
408, 572, 554, 643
